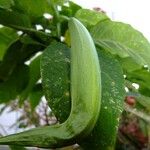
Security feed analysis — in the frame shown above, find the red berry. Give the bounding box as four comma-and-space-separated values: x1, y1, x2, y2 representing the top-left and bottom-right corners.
125, 96, 136, 106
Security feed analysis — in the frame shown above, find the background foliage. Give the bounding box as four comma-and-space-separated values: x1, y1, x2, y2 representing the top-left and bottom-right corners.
0, 0, 150, 149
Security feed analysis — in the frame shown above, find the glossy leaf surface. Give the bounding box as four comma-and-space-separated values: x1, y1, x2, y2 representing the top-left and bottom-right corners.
0, 27, 18, 60
41, 42, 71, 122
80, 47, 125, 150
91, 20, 150, 70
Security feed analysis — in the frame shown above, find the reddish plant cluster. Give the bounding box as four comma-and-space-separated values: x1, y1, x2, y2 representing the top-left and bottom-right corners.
125, 96, 136, 106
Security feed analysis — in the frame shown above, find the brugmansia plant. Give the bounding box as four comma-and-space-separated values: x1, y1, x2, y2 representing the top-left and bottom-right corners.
0, 0, 150, 150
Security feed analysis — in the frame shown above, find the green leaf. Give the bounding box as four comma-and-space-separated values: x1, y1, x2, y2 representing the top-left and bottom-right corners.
10, 145, 27, 150
0, 0, 14, 9
42, 42, 125, 149
20, 35, 44, 46
80, 47, 125, 150
0, 40, 44, 81
136, 94, 150, 111
0, 27, 18, 60
20, 55, 41, 102
0, 40, 23, 80
0, 7, 51, 43
41, 42, 71, 122
0, 7, 31, 29
61, 1, 81, 17
69, 1, 82, 15
53, 0, 69, 5
60, 1, 82, 35
96, 40, 146, 67
0, 8, 51, 43
91, 20, 150, 70
12, 0, 52, 22
75, 9, 108, 27
95, 39, 144, 73
127, 68, 150, 97
118, 57, 142, 72
29, 84, 43, 110
0, 64, 29, 103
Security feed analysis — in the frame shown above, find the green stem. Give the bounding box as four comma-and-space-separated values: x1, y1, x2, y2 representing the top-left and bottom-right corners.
51, 1, 61, 38
124, 104, 150, 123
60, 15, 70, 21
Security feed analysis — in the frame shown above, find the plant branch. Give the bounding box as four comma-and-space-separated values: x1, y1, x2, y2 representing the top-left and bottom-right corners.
51, 1, 61, 38
124, 104, 150, 123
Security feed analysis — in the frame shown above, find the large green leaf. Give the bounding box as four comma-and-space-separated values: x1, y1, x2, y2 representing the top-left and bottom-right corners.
0, 7, 31, 29
75, 9, 108, 27
95, 40, 145, 70
91, 20, 150, 70
20, 55, 41, 103
0, 40, 23, 80
12, 0, 52, 22
0, 64, 29, 103
0, 40, 44, 81
0, 7, 51, 43
0, 8, 51, 44
41, 42, 71, 122
41, 42, 125, 149
80, 47, 125, 150
0, 27, 18, 60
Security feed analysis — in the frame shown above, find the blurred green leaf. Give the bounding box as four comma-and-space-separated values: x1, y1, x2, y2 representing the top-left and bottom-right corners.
29, 84, 43, 110
53, 0, 69, 5
12, 0, 52, 22
10, 145, 27, 150
60, 1, 81, 35
20, 35, 44, 46
0, 0, 14, 9
0, 7, 51, 43
0, 7, 31, 29
127, 68, 150, 97
20, 55, 41, 103
118, 57, 142, 72
61, 1, 81, 17
41, 42, 71, 122
75, 9, 108, 27
68, 1, 81, 15
0, 27, 18, 60
136, 94, 150, 112
0, 40, 23, 80
0, 40, 44, 81
91, 20, 150, 71
0, 64, 29, 103
95, 40, 145, 72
